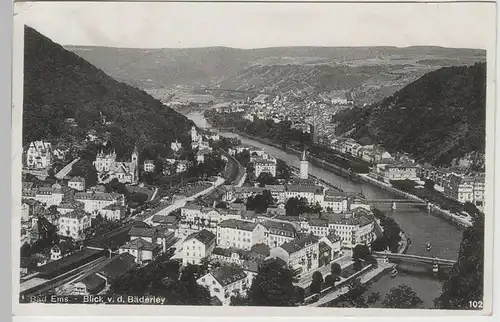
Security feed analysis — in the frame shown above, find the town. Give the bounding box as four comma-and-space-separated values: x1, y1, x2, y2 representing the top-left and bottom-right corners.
17, 17, 487, 310
19, 112, 482, 306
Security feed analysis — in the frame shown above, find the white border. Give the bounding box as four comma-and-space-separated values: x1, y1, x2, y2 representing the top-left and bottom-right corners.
11, 1, 498, 318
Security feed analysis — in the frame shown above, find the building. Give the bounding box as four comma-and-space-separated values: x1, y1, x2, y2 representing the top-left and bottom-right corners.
262, 220, 298, 248
284, 184, 324, 205
74, 192, 125, 215
73, 253, 137, 295
143, 160, 155, 172
119, 238, 161, 264
57, 209, 91, 241
300, 150, 309, 180
444, 174, 485, 206
57, 200, 85, 215
270, 234, 320, 276
101, 203, 127, 221
318, 233, 342, 266
50, 242, 75, 261
68, 177, 86, 191
26, 141, 52, 169
171, 140, 182, 152
22, 187, 64, 207
374, 163, 419, 183
21, 203, 30, 221
211, 247, 252, 266
324, 210, 375, 248
182, 229, 216, 266
216, 219, 267, 250
196, 265, 249, 306
73, 274, 106, 295
322, 190, 349, 213
93, 146, 139, 184
254, 159, 277, 178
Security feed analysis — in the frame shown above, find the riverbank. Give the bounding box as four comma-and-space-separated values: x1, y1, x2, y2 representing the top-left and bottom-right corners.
223, 130, 471, 229
308, 261, 396, 307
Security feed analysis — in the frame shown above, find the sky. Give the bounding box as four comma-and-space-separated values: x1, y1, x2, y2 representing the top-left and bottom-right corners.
14, 1, 496, 49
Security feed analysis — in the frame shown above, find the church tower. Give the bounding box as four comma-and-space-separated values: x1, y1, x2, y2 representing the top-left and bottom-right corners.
131, 144, 139, 165
300, 149, 309, 180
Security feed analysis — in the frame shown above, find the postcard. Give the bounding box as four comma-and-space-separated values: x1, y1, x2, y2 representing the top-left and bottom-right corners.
11, 1, 496, 317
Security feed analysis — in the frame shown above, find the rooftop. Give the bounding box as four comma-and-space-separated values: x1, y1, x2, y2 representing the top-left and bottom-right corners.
185, 229, 216, 246
210, 265, 247, 287
280, 234, 319, 254
120, 237, 160, 252
218, 219, 257, 232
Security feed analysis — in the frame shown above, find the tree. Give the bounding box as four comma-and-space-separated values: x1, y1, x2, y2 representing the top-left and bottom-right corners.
154, 157, 164, 175
256, 172, 276, 187
246, 190, 274, 214
248, 261, 300, 306
463, 201, 480, 217
333, 278, 380, 308
310, 271, 324, 294
285, 197, 310, 217
353, 259, 363, 272
353, 244, 371, 261
382, 285, 423, 308
434, 213, 484, 309
331, 262, 342, 277
276, 159, 291, 180
424, 179, 435, 190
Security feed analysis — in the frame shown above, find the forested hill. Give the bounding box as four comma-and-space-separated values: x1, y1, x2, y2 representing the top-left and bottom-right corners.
23, 26, 193, 159
333, 62, 486, 166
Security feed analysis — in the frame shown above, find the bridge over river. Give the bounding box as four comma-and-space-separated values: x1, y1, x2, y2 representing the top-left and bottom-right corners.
373, 252, 456, 267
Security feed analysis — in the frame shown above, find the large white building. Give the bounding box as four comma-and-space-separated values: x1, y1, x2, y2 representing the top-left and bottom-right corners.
182, 229, 216, 266
74, 192, 125, 215
444, 173, 485, 207
216, 219, 267, 250
322, 190, 349, 213
68, 176, 86, 191
254, 159, 277, 178
270, 234, 320, 276
22, 187, 64, 207
197, 265, 249, 306
57, 209, 91, 241
93, 146, 139, 184
26, 141, 52, 169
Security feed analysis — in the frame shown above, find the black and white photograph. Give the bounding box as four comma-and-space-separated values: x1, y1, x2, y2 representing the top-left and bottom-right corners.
12, 1, 496, 316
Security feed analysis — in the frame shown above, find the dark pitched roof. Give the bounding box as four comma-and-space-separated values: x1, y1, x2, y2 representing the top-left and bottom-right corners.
185, 229, 216, 246
128, 227, 159, 238
211, 265, 247, 287
97, 253, 136, 280
262, 220, 297, 238
212, 247, 250, 260
280, 235, 319, 255
218, 219, 257, 232
120, 238, 161, 252
77, 273, 106, 292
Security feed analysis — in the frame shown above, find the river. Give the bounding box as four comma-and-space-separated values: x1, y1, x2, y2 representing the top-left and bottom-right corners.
187, 111, 463, 308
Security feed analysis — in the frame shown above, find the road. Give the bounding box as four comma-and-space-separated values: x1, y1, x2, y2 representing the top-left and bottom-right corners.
306, 261, 395, 307
143, 176, 225, 225
295, 256, 352, 289
55, 158, 80, 179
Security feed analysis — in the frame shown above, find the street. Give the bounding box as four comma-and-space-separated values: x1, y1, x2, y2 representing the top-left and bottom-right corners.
295, 256, 353, 289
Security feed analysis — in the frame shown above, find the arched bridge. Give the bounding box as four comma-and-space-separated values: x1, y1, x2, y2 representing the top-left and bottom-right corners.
373, 252, 456, 267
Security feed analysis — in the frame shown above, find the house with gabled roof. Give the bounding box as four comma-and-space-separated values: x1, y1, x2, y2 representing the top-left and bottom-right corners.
182, 229, 216, 266
196, 265, 249, 306
270, 234, 320, 276
118, 238, 161, 264
50, 242, 75, 261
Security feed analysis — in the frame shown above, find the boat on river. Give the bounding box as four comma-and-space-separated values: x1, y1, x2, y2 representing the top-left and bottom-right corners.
390, 268, 398, 277
432, 263, 439, 273
426, 242, 432, 251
